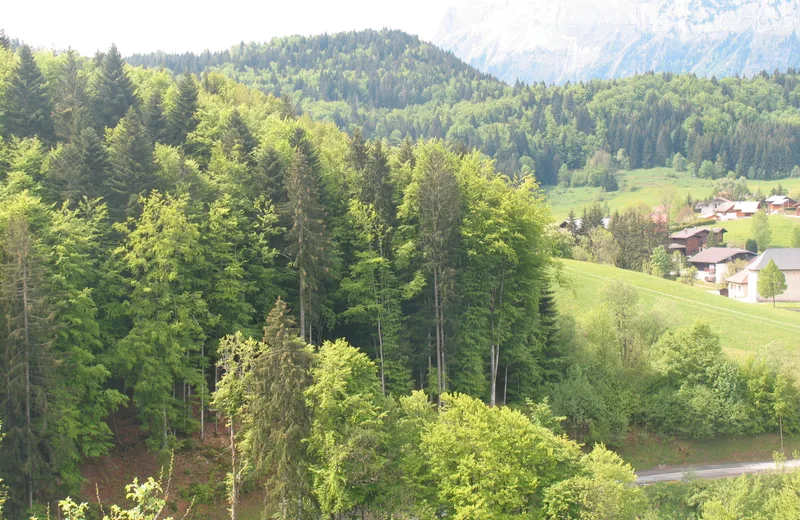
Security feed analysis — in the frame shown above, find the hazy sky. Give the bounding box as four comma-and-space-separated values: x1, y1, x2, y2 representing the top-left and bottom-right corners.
4, 0, 452, 56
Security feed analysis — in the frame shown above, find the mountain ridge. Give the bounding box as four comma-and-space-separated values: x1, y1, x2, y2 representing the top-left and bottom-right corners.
434, 0, 800, 84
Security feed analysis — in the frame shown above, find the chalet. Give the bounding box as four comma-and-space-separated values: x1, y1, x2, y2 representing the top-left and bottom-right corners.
695, 197, 731, 218
668, 227, 726, 256
714, 201, 761, 221
765, 195, 797, 214
687, 247, 755, 284
726, 248, 800, 303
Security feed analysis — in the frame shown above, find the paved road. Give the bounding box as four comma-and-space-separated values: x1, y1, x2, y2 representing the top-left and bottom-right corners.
635, 459, 800, 484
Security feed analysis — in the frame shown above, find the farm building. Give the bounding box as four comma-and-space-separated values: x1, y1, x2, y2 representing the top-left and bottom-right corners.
714, 201, 761, 221
765, 195, 797, 214
668, 227, 726, 256
687, 247, 755, 284
726, 248, 800, 303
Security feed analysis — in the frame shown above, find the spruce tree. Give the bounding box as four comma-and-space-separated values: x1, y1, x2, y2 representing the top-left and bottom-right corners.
142, 89, 166, 144
104, 108, 155, 220
0, 197, 55, 514
222, 109, 257, 159
76, 126, 108, 198
249, 299, 315, 518
0, 29, 10, 50
4, 45, 55, 143
92, 44, 136, 130
53, 50, 91, 141
283, 128, 332, 342
165, 73, 199, 147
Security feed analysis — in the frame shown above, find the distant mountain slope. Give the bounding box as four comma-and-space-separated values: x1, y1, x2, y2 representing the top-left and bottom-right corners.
129, 29, 504, 111
435, 0, 800, 84
129, 29, 800, 185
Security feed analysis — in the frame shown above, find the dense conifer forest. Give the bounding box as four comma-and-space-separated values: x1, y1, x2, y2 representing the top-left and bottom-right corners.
130, 29, 800, 185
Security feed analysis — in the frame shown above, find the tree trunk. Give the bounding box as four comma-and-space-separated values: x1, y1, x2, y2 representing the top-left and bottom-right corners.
377, 317, 386, 396
503, 365, 508, 406
200, 343, 205, 441
433, 267, 442, 406
230, 421, 238, 520
490, 344, 498, 407
22, 259, 33, 510
780, 415, 784, 453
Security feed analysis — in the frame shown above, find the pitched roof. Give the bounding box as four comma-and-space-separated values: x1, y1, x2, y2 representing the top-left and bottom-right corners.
669, 227, 725, 239
715, 201, 736, 213
687, 247, 754, 265
749, 249, 800, 271
726, 269, 749, 285
765, 195, 796, 205
734, 201, 760, 213
670, 227, 709, 239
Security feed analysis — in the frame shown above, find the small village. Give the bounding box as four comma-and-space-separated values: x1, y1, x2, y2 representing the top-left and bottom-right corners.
561, 194, 800, 304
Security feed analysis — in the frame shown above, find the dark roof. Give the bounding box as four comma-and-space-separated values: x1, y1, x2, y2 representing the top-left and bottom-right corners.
749, 249, 800, 271
688, 247, 754, 265
669, 227, 726, 240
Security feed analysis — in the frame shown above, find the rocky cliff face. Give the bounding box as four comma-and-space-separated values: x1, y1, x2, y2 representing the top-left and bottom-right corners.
434, 0, 800, 84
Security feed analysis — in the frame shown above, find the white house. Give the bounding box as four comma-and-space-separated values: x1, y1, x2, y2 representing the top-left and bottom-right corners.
726, 249, 800, 303
687, 247, 755, 284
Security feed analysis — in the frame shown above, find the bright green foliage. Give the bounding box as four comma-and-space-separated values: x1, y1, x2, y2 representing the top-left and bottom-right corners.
114, 192, 210, 449
92, 44, 136, 130
213, 331, 261, 520
758, 259, 787, 306
165, 73, 199, 147
455, 158, 551, 403
752, 211, 772, 252
340, 199, 406, 395
248, 299, 315, 518
790, 225, 800, 248
3, 46, 54, 143
306, 339, 387, 517
649, 245, 671, 277
421, 392, 581, 519
543, 445, 647, 520
398, 141, 461, 402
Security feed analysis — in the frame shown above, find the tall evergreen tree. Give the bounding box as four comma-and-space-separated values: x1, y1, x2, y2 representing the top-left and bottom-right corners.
142, 89, 166, 144
0, 196, 55, 517
249, 299, 315, 518
104, 108, 155, 220
92, 44, 136, 130
0, 29, 10, 50
3, 45, 55, 143
165, 73, 199, 147
283, 128, 332, 342
52, 50, 91, 142
222, 109, 257, 159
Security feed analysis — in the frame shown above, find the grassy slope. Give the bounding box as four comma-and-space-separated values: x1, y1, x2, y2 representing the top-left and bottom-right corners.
701, 214, 800, 248
556, 259, 800, 359
545, 168, 800, 221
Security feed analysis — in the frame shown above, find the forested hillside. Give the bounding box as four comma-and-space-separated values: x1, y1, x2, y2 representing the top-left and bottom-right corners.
0, 37, 578, 517
130, 29, 800, 185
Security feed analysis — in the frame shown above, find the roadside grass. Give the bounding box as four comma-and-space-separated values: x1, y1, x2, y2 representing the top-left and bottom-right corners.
556, 259, 800, 359
700, 213, 800, 249
544, 168, 800, 221
618, 431, 800, 470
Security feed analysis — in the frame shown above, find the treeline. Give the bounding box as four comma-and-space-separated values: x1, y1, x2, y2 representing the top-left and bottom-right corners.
129, 29, 800, 183
551, 280, 800, 447
0, 40, 564, 515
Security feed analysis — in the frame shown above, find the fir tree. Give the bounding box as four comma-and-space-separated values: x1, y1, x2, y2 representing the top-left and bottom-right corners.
53, 50, 91, 142
165, 73, 199, 147
92, 44, 136, 130
104, 108, 155, 220
222, 109, 257, 159
4, 45, 55, 143
142, 89, 166, 144
0, 29, 10, 50
283, 128, 332, 343
249, 299, 315, 518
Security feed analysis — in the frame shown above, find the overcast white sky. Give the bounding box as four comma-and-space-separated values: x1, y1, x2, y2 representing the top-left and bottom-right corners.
4, 0, 452, 56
